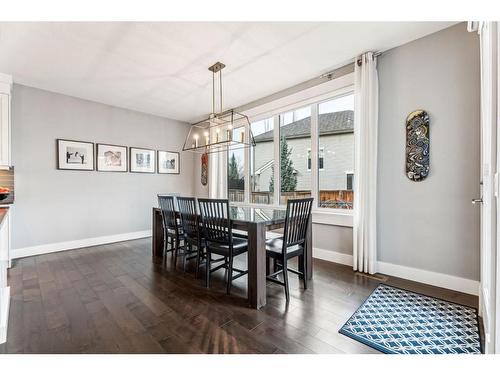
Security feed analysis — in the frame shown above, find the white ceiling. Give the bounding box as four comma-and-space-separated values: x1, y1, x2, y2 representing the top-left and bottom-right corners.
0, 22, 456, 122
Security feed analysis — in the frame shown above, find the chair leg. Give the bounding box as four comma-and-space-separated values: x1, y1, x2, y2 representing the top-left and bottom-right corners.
273, 258, 280, 273
163, 233, 167, 265
173, 236, 179, 268
205, 250, 211, 288
195, 242, 201, 279
183, 243, 188, 272
300, 254, 307, 290
282, 258, 290, 303
226, 255, 233, 295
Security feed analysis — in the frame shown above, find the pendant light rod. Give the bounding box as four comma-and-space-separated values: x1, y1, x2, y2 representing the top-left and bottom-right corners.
208, 62, 225, 114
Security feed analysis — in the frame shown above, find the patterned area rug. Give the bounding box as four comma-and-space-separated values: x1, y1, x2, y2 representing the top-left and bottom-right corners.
339, 284, 482, 354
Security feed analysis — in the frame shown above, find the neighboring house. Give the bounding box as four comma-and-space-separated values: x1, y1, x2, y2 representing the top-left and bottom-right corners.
252, 110, 354, 193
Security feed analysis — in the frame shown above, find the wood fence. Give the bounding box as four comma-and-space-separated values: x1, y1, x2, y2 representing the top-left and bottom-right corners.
229, 189, 353, 209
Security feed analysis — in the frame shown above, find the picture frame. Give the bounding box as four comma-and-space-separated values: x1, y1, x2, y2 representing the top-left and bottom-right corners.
129, 147, 156, 173
157, 150, 180, 174
57, 139, 94, 171
96, 143, 128, 172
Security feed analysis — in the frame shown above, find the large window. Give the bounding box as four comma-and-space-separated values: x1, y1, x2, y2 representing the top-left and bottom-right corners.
279, 106, 311, 205
228, 126, 245, 202
250, 117, 274, 204
318, 94, 354, 209
229, 86, 354, 212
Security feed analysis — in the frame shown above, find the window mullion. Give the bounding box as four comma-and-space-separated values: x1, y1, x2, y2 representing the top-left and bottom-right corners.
244, 120, 250, 204
273, 114, 280, 205
310, 104, 319, 209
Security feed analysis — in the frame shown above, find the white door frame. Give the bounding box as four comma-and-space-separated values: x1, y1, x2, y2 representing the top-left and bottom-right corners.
478, 21, 498, 354
496, 23, 500, 353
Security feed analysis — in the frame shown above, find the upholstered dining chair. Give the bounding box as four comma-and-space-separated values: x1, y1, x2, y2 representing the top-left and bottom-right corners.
198, 198, 248, 295
265, 197, 313, 302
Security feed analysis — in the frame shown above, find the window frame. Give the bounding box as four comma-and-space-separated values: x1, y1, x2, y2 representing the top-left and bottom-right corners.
346, 171, 354, 191
234, 72, 355, 227
307, 147, 324, 171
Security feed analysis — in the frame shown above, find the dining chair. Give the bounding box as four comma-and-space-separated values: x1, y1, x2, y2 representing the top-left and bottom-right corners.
157, 194, 193, 270
198, 198, 248, 295
177, 197, 205, 277
265, 197, 313, 302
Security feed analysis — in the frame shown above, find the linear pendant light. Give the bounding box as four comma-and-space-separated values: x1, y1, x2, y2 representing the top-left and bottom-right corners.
182, 62, 255, 154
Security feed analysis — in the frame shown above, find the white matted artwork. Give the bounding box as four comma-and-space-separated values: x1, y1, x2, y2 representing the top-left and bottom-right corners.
130, 147, 156, 173
97, 143, 128, 172
57, 139, 94, 171
158, 151, 180, 174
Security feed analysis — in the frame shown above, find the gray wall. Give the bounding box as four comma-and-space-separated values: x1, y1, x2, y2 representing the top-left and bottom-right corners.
11, 84, 197, 249
377, 23, 480, 280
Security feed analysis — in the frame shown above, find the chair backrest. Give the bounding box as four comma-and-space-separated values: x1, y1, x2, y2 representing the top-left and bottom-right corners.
158, 195, 178, 232
177, 197, 199, 238
282, 198, 313, 250
198, 198, 231, 244
158, 193, 179, 211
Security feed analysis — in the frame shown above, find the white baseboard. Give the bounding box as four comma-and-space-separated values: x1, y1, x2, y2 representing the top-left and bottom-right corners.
0, 286, 10, 344
11, 230, 152, 259
313, 248, 479, 296
377, 261, 480, 296
313, 247, 353, 266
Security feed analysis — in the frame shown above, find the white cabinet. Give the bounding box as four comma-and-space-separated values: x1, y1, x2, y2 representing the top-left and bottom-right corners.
0, 73, 11, 167
0, 93, 10, 166
0, 73, 11, 344
0, 209, 9, 344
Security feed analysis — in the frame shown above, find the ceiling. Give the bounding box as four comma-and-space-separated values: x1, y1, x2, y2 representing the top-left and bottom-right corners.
0, 22, 456, 122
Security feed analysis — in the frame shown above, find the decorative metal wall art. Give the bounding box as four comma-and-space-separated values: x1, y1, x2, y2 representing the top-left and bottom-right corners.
405, 110, 430, 181
201, 152, 208, 186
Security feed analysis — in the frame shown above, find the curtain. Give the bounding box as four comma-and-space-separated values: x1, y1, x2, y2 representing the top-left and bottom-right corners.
353, 52, 379, 274
208, 151, 227, 199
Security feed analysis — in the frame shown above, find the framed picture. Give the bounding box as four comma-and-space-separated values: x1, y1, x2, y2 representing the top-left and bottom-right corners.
158, 150, 180, 174
96, 143, 128, 172
130, 147, 156, 173
57, 139, 94, 171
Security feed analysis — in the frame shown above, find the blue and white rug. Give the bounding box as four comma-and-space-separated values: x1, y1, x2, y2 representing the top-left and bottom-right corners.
339, 284, 482, 354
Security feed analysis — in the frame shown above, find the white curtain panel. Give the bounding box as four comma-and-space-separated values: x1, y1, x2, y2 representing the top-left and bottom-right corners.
353, 52, 379, 274
208, 151, 228, 199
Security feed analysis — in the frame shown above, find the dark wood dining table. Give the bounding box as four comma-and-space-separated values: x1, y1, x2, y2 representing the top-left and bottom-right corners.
152, 205, 312, 309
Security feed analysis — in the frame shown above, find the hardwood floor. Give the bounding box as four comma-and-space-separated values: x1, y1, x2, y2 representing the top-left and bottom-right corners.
0, 238, 478, 354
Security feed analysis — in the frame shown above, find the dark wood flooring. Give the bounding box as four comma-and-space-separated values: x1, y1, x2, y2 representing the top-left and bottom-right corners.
0, 238, 478, 354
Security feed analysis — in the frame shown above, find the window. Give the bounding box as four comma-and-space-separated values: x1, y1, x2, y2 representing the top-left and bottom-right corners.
346, 172, 354, 190
308, 148, 324, 170
318, 94, 354, 209
279, 106, 311, 205
235, 79, 355, 214
250, 117, 274, 204
228, 126, 245, 202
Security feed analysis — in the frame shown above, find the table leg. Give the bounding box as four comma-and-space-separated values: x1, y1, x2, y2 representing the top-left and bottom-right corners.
152, 208, 164, 258
247, 222, 266, 309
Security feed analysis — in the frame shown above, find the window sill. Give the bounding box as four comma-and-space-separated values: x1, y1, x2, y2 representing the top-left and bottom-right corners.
231, 202, 353, 227
312, 210, 353, 227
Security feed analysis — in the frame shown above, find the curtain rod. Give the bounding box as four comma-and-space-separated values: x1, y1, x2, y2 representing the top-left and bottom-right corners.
321, 51, 382, 77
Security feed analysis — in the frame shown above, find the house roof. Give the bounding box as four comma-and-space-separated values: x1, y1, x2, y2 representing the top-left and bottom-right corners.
253, 110, 354, 143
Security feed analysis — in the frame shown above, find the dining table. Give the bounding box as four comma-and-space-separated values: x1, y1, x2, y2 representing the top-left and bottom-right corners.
152, 205, 312, 309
